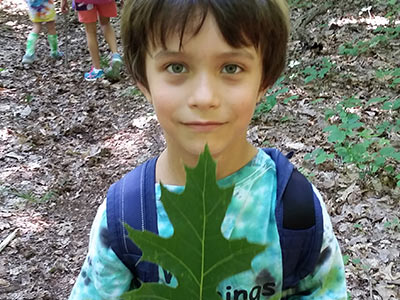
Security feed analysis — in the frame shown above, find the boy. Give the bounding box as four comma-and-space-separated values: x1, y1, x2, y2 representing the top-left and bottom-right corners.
22, 0, 64, 64
69, 0, 347, 299
61, 0, 123, 81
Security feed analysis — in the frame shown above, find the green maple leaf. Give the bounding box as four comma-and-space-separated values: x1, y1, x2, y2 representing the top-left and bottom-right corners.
122, 145, 267, 300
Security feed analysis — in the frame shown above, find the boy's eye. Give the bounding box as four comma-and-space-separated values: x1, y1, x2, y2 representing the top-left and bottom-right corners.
222, 64, 242, 74
166, 63, 187, 74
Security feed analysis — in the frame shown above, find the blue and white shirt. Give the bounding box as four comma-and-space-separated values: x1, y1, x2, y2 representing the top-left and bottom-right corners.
69, 149, 347, 299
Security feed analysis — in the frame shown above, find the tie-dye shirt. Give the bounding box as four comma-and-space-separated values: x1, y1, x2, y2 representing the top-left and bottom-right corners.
68, 149, 347, 300
26, 0, 56, 22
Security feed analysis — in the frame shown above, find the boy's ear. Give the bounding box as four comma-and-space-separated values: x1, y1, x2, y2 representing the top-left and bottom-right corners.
137, 82, 152, 103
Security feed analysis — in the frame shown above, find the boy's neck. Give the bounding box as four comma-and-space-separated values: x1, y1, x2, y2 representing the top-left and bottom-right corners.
156, 143, 258, 186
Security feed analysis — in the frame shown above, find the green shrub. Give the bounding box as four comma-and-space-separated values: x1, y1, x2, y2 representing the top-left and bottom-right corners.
305, 96, 400, 187
376, 68, 400, 88
339, 26, 399, 56
254, 77, 297, 118
303, 58, 335, 83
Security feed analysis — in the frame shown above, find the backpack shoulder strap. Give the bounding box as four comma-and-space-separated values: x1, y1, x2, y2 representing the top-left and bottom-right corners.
262, 148, 324, 290
106, 157, 159, 285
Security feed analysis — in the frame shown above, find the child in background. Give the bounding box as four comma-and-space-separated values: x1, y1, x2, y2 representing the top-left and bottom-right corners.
69, 0, 347, 299
61, 0, 123, 81
22, 0, 64, 64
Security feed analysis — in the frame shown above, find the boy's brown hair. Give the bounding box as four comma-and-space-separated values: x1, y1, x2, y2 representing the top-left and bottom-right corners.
121, 0, 290, 91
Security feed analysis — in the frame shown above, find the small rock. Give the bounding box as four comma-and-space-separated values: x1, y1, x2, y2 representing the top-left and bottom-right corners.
0, 278, 10, 287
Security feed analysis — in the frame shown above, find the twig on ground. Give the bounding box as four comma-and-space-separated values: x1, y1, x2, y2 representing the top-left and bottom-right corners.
369, 274, 373, 300
64, 14, 69, 68
0, 229, 19, 253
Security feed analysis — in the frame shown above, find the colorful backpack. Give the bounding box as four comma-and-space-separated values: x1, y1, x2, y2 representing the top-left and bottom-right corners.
106, 148, 324, 291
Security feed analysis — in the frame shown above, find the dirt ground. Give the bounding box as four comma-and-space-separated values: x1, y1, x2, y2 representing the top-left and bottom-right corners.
0, 0, 399, 299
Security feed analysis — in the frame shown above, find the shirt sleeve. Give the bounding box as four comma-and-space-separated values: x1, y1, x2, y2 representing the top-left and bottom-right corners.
68, 200, 133, 300
287, 186, 347, 300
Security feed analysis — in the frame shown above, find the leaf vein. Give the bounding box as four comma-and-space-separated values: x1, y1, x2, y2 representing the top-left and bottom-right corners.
139, 237, 201, 287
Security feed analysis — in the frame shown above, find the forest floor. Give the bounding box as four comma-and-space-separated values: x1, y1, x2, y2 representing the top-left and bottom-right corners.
0, 0, 399, 299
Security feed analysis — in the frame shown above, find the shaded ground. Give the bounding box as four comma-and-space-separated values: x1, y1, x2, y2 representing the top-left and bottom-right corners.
0, 1, 399, 299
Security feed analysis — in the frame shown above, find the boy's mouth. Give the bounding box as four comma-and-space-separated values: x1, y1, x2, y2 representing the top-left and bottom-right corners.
183, 121, 226, 132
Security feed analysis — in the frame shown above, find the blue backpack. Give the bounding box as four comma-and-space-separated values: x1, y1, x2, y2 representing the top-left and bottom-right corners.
106, 148, 323, 291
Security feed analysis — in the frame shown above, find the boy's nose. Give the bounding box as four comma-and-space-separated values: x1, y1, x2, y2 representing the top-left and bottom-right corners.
188, 74, 220, 109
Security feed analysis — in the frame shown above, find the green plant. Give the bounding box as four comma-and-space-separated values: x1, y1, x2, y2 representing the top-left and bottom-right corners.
298, 167, 316, 180
376, 68, 400, 88
342, 254, 350, 265
100, 55, 109, 70
261, 140, 272, 147
312, 98, 326, 105
254, 77, 299, 119
303, 58, 335, 83
280, 115, 292, 123
366, 97, 388, 107
381, 98, 400, 110
339, 26, 400, 56
283, 94, 299, 104
41, 191, 56, 202
339, 38, 381, 56
304, 148, 334, 165
339, 40, 366, 56
305, 96, 400, 187
12, 189, 56, 203
253, 76, 287, 117
13, 190, 37, 202
379, 0, 400, 18
384, 217, 400, 230
25, 94, 34, 103
375, 119, 400, 135
375, 26, 400, 39
122, 86, 143, 98
350, 257, 370, 272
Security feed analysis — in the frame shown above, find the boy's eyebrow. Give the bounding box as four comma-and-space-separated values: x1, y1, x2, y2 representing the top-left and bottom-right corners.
153, 49, 256, 61
216, 50, 256, 61
153, 50, 181, 60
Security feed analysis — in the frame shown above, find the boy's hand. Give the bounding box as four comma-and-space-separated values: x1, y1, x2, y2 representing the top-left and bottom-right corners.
61, 0, 69, 14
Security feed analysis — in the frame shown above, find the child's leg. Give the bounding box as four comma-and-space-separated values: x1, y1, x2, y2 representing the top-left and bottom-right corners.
84, 22, 101, 70
46, 20, 57, 35
22, 22, 41, 64
32, 22, 41, 34
46, 21, 63, 59
99, 16, 122, 80
77, 8, 104, 80
99, 16, 118, 54
96, 2, 118, 54
96, 2, 122, 80
27, 22, 42, 54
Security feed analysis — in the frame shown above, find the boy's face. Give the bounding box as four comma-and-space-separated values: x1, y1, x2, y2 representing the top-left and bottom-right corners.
139, 13, 265, 163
